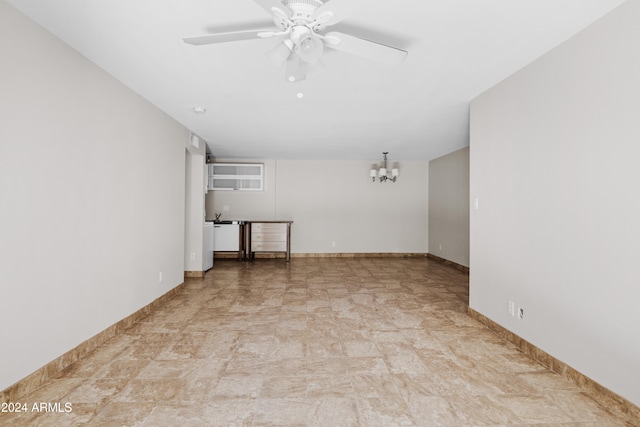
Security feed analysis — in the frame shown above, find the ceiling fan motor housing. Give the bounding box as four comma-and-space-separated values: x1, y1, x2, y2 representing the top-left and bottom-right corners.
283, 0, 323, 12
282, 0, 323, 25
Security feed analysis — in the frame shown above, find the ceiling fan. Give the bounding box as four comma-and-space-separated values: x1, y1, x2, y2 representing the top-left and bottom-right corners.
183, 0, 408, 83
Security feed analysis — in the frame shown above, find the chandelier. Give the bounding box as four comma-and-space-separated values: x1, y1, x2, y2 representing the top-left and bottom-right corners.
370, 152, 398, 183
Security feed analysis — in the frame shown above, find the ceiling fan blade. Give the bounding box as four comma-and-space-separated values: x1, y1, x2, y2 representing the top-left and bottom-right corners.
324, 31, 407, 65
312, 0, 366, 26
183, 28, 274, 45
252, 0, 292, 18
285, 54, 306, 83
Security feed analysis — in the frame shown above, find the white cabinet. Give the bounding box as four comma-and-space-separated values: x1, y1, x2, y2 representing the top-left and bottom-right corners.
203, 222, 214, 270
208, 163, 264, 191
213, 223, 240, 251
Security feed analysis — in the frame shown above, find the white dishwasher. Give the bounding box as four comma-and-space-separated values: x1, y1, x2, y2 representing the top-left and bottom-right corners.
213, 222, 240, 251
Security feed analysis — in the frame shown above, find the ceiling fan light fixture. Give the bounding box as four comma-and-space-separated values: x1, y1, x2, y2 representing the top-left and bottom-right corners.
266, 40, 294, 66
299, 36, 323, 62
285, 53, 306, 82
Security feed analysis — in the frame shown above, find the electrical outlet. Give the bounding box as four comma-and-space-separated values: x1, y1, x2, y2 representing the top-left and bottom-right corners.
508, 300, 515, 317
331, 241, 336, 247
439, 244, 442, 251
190, 252, 195, 261
223, 205, 229, 211
158, 272, 163, 283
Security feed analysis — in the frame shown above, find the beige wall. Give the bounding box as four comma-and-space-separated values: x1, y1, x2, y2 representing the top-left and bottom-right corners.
184, 138, 207, 272
206, 159, 429, 253
470, 0, 640, 406
0, 1, 189, 391
428, 147, 469, 266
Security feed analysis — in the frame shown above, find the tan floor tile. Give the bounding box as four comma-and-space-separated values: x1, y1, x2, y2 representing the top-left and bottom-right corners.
64, 378, 129, 404
550, 390, 627, 424
112, 378, 190, 403
446, 394, 522, 425
391, 372, 444, 400
90, 401, 155, 426
404, 394, 467, 426
307, 374, 354, 398
202, 398, 256, 426
305, 337, 344, 360
306, 357, 348, 376
0, 402, 99, 427
342, 339, 381, 357
213, 373, 263, 399
140, 404, 207, 427
8, 258, 633, 426
260, 376, 307, 398
356, 396, 416, 427
224, 356, 270, 375
308, 397, 359, 426
253, 398, 308, 426
260, 357, 306, 377
269, 332, 307, 360
135, 359, 199, 379
488, 394, 574, 424
21, 378, 84, 402
94, 359, 151, 380
350, 373, 399, 398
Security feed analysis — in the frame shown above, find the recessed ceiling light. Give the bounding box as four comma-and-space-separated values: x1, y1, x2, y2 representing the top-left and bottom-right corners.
193, 107, 206, 114
296, 92, 304, 99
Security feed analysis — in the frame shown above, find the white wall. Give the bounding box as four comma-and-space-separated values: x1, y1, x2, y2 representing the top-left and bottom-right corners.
206, 159, 429, 253
428, 147, 469, 266
470, 0, 640, 406
0, 2, 188, 391
184, 141, 206, 272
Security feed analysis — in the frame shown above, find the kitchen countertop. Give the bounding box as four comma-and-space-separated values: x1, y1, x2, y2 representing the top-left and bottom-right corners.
247, 220, 293, 223
205, 220, 293, 224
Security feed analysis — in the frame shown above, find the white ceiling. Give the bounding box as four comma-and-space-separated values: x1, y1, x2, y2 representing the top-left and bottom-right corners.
7, 0, 626, 161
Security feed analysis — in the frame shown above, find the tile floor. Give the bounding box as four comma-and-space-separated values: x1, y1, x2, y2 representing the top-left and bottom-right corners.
1, 258, 631, 426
